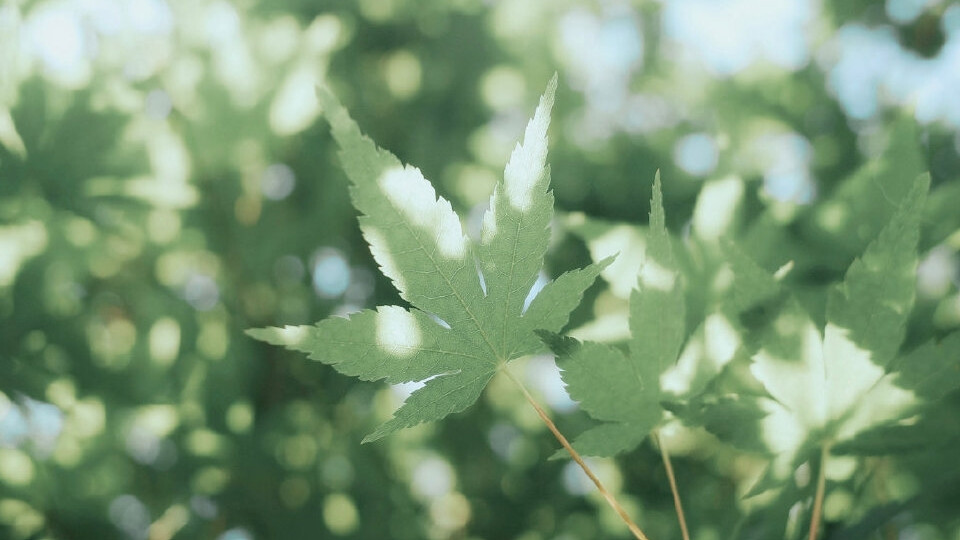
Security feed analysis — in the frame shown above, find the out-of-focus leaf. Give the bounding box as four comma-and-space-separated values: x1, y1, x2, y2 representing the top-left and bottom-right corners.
541, 175, 683, 456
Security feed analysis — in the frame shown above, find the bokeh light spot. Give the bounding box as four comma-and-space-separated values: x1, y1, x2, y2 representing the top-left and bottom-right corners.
149, 318, 181, 366
674, 133, 719, 176
481, 66, 527, 111
411, 456, 454, 500
109, 494, 150, 540
384, 49, 422, 100
226, 402, 253, 434
216, 527, 253, 540
323, 493, 359, 535
312, 248, 351, 298
321, 454, 355, 490
145, 89, 173, 119
260, 163, 296, 200
183, 273, 220, 311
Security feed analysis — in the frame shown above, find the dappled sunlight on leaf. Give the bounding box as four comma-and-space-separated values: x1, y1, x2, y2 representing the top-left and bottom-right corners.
2, 0, 960, 537
253, 77, 607, 443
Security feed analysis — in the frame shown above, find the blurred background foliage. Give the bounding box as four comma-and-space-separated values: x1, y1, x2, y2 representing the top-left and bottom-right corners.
1, 0, 959, 539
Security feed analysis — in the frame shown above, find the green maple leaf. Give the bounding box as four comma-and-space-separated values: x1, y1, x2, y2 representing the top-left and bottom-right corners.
805, 118, 925, 259
543, 175, 784, 457
540, 174, 684, 456
831, 330, 960, 456
247, 76, 609, 442
744, 173, 960, 488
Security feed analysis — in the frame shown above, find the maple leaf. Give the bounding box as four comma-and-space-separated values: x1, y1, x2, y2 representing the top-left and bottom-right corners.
247, 76, 609, 442
540, 173, 685, 456
805, 118, 925, 260
742, 173, 960, 490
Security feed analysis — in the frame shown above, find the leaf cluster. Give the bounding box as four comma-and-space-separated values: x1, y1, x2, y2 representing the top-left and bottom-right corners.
251, 78, 960, 539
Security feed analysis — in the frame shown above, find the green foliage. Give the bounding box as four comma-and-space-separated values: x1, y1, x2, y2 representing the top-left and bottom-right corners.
251, 81, 960, 537
738, 174, 960, 487
540, 175, 684, 457
249, 77, 609, 442
4, 2, 960, 539
555, 167, 960, 535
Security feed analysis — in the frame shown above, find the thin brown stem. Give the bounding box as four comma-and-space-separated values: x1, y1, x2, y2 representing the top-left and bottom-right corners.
654, 431, 690, 540
809, 443, 830, 540
503, 368, 650, 540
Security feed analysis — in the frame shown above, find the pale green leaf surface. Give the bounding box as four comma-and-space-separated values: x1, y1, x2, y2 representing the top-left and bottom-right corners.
251, 78, 605, 441
807, 118, 924, 259
824, 174, 927, 421
749, 297, 828, 430
562, 421, 657, 458
542, 176, 682, 456
889, 331, 960, 401
363, 363, 495, 442
517, 256, 614, 356
923, 180, 960, 247
246, 307, 482, 384
631, 172, 685, 387
634, 222, 782, 399
717, 239, 782, 316
825, 173, 928, 366
564, 216, 649, 300
479, 75, 557, 359
670, 392, 769, 454
745, 174, 933, 488
540, 333, 651, 423
836, 329, 960, 443
833, 399, 960, 455
663, 241, 782, 398
316, 87, 480, 336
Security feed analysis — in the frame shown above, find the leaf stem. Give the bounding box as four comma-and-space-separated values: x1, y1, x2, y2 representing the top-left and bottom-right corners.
502, 367, 650, 540
809, 443, 830, 540
654, 431, 690, 540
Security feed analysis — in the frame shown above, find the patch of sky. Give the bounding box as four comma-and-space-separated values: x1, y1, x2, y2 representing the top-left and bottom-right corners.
562, 459, 598, 495
674, 133, 719, 177
886, 0, 942, 24
145, 89, 173, 119
663, 0, 814, 76
824, 12, 960, 128
0, 394, 64, 458
525, 355, 577, 413
19, 398, 63, 458
621, 94, 679, 135
521, 271, 549, 313
559, 5, 644, 109
261, 163, 296, 200
183, 273, 219, 311
216, 528, 254, 540
23, 0, 176, 87
410, 455, 454, 500
26, 3, 92, 86
109, 494, 151, 540
391, 380, 427, 402
487, 422, 521, 461
0, 396, 30, 448
752, 132, 816, 204
344, 266, 375, 304
917, 245, 959, 298
311, 247, 350, 298
557, 4, 646, 144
